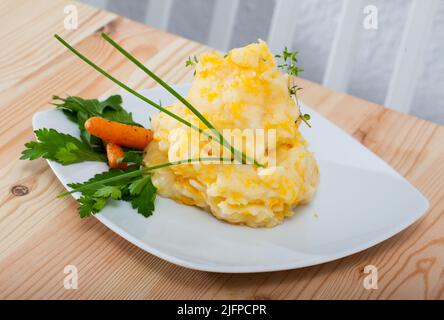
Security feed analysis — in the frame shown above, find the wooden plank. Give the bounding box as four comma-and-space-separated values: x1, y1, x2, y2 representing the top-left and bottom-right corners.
0, 9, 204, 265
0, 0, 443, 299
384, 0, 439, 113
0, 0, 116, 92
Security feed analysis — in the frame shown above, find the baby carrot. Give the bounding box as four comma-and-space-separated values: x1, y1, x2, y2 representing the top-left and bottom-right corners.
85, 117, 153, 150
105, 142, 127, 169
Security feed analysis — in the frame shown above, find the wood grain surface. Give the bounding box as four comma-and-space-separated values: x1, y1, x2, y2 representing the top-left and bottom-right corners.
0, 0, 443, 300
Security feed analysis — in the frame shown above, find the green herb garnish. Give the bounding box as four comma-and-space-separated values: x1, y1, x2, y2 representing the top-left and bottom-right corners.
275, 46, 304, 77
276, 48, 311, 127
185, 55, 199, 67
60, 157, 226, 217
67, 164, 157, 217
54, 34, 260, 166
21, 35, 294, 219
127, 175, 157, 217
20, 128, 106, 165
119, 150, 144, 166
185, 55, 199, 76
53, 95, 141, 148
59, 157, 227, 197
100, 33, 260, 166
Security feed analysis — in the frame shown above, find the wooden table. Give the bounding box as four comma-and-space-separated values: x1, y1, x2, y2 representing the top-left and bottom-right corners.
0, 0, 443, 300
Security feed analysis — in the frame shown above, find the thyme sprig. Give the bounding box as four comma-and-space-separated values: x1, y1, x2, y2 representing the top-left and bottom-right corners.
185, 55, 199, 76
275, 46, 304, 77
291, 84, 311, 128
275, 47, 311, 127
185, 55, 199, 67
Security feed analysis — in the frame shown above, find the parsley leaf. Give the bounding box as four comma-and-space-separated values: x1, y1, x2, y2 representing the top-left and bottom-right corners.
101, 109, 138, 125
67, 165, 157, 218
68, 165, 139, 195
54, 95, 122, 115
53, 95, 142, 148
20, 128, 106, 165
93, 186, 122, 199
120, 150, 144, 165
128, 175, 157, 217
78, 196, 107, 218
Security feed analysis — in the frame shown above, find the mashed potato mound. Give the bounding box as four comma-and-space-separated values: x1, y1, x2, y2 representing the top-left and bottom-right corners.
144, 40, 319, 227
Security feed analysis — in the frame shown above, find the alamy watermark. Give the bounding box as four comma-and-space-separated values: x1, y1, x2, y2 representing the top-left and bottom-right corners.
362, 265, 378, 290
63, 265, 78, 290
64, 5, 78, 30
165, 119, 277, 170
363, 5, 378, 30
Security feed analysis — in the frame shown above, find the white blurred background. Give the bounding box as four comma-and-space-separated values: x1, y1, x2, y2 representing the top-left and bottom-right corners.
80, 0, 444, 125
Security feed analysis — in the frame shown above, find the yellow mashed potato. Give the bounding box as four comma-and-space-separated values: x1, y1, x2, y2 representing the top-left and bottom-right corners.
144, 40, 319, 227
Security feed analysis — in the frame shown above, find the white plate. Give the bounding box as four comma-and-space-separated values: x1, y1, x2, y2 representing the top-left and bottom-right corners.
33, 84, 429, 273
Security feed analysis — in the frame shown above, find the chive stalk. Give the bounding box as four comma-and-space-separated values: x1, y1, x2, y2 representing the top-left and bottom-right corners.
101, 33, 256, 166
54, 34, 262, 167
58, 157, 229, 197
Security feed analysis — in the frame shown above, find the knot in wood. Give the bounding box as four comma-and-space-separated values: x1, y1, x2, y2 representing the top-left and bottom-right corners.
11, 185, 29, 196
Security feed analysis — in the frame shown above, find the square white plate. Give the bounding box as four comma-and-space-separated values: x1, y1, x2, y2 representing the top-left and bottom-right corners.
33, 84, 428, 273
